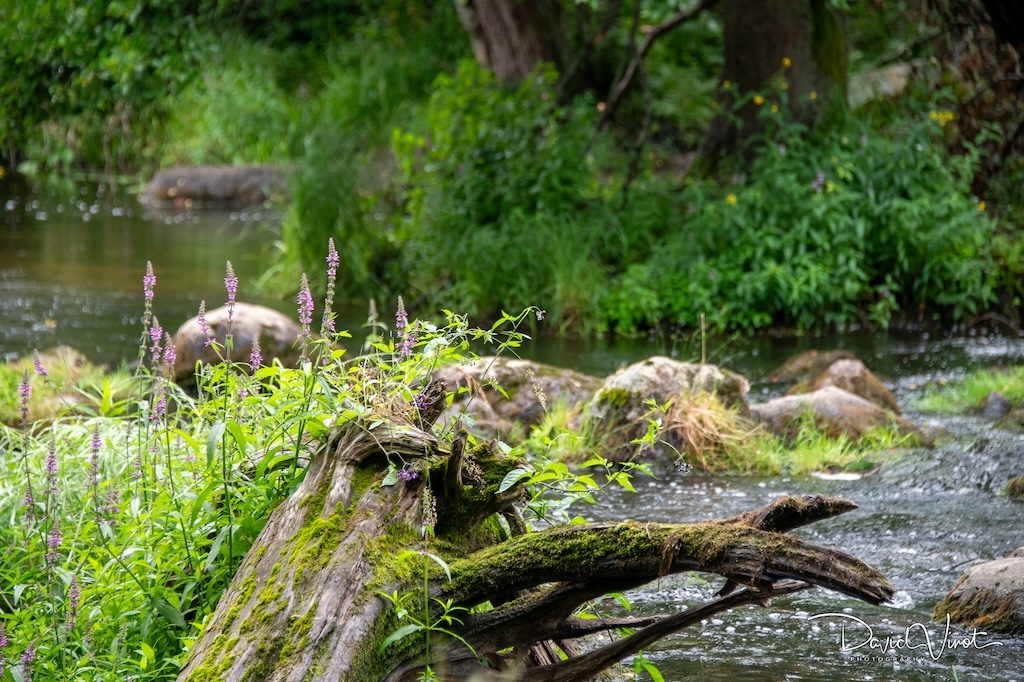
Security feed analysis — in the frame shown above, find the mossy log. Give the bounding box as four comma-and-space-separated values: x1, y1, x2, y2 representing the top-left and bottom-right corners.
178, 381, 894, 682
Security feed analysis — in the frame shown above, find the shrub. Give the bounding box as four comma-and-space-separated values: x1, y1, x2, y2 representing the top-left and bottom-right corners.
601, 87, 996, 333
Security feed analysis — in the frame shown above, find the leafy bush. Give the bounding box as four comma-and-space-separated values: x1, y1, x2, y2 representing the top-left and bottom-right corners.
395, 62, 619, 326
601, 87, 997, 333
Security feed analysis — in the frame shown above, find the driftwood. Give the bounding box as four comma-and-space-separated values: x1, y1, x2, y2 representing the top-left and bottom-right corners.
178, 380, 894, 682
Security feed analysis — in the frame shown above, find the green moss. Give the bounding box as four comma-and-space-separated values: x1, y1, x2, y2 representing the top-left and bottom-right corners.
349, 463, 380, 510
596, 387, 636, 409
1005, 476, 1024, 499
186, 634, 240, 681
934, 591, 1024, 634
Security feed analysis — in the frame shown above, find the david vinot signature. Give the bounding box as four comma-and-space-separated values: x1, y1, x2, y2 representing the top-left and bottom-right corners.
808, 613, 1002, 661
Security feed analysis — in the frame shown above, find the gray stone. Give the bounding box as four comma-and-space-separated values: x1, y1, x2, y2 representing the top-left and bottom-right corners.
436, 357, 601, 438
768, 349, 857, 383
581, 356, 751, 461
788, 358, 901, 414
172, 302, 302, 383
750, 386, 928, 445
146, 166, 287, 207
935, 554, 1024, 634
977, 391, 1013, 419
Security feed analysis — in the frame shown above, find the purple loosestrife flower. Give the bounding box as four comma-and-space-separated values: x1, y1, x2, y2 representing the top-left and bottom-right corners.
224, 261, 238, 307
46, 518, 62, 567
297, 273, 314, 336
89, 426, 101, 487
249, 336, 262, 374
18, 370, 31, 423
45, 442, 58, 496
162, 332, 176, 376
143, 261, 156, 302
225, 261, 238, 357
0, 623, 7, 677
32, 349, 48, 378
197, 300, 214, 347
399, 324, 418, 358
322, 238, 340, 334
811, 171, 826, 193
152, 394, 168, 424
395, 296, 408, 334
23, 481, 36, 524
149, 317, 163, 367
67, 576, 80, 631
20, 643, 35, 682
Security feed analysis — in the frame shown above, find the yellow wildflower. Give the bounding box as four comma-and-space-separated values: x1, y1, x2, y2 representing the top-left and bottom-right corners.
977, 201, 986, 211
753, 95, 765, 106
929, 110, 955, 127
723, 80, 732, 89
771, 105, 779, 113
809, 91, 817, 100
782, 57, 792, 68
781, 81, 789, 90
726, 194, 737, 205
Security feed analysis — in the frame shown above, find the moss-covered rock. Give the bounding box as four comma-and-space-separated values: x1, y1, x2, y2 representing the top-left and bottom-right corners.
580, 356, 751, 462
436, 356, 600, 438
1005, 476, 1024, 499
751, 386, 929, 445
934, 550, 1024, 634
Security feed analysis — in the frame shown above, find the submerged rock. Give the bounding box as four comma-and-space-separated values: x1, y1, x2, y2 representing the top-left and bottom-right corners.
172, 303, 302, 384
788, 358, 901, 414
977, 391, 1014, 419
750, 386, 928, 445
581, 356, 751, 461
767, 349, 856, 383
934, 549, 1024, 634
436, 357, 600, 438
145, 165, 287, 207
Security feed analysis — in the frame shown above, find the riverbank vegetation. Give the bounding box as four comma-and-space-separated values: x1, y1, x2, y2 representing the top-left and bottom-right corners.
917, 365, 1024, 413
0, 249, 916, 678
2, 1, 1023, 336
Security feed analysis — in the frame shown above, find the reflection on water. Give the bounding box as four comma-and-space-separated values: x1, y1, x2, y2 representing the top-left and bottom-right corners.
1, 178, 287, 363
3, 178, 1023, 681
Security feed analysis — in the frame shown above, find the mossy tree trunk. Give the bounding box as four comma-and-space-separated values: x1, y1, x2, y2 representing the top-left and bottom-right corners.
178, 383, 893, 682
702, 0, 848, 162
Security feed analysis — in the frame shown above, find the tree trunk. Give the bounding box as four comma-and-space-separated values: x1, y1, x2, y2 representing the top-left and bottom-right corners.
178, 384, 893, 682
702, 0, 848, 162
455, 0, 569, 81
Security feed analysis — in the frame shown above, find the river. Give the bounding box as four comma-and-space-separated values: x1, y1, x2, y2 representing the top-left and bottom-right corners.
2, 178, 1022, 681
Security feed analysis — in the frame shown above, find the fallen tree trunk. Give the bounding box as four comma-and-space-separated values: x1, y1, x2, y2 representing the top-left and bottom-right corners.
178, 383, 894, 682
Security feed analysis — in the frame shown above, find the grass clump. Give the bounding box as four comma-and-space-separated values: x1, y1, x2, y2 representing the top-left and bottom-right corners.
916, 366, 1024, 413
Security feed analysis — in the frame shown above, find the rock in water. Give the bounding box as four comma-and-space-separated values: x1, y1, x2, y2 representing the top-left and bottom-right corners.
582, 356, 751, 461
788, 358, 901, 414
935, 549, 1024, 634
750, 386, 928, 445
172, 303, 302, 384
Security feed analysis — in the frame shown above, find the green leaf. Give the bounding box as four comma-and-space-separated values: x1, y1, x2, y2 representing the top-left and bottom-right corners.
378, 623, 424, 653
381, 464, 399, 487
206, 420, 227, 467
498, 467, 531, 493
154, 598, 187, 629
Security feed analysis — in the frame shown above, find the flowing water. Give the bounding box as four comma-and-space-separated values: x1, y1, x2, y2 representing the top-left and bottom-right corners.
2, 179, 1023, 681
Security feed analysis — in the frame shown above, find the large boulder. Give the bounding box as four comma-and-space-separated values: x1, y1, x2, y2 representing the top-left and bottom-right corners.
788, 358, 901, 414
750, 386, 928, 444
436, 357, 600, 438
145, 166, 287, 207
934, 548, 1024, 634
767, 349, 856, 383
172, 303, 302, 383
581, 356, 751, 462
